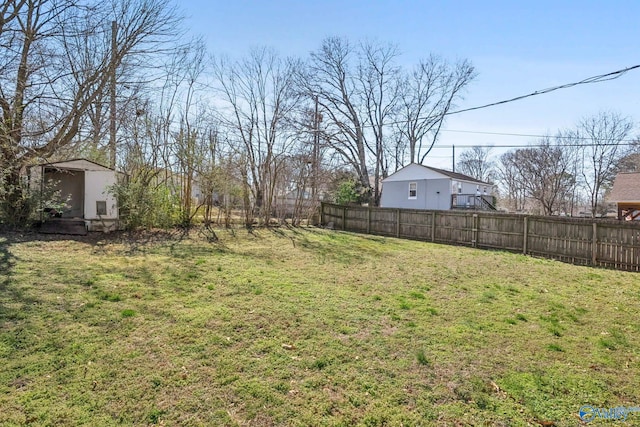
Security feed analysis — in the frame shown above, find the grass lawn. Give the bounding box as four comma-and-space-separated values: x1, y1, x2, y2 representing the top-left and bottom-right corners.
1, 227, 639, 426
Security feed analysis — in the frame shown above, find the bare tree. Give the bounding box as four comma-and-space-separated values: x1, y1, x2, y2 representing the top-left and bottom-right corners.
358, 41, 401, 205
171, 40, 210, 226
301, 39, 476, 205
212, 47, 302, 225
302, 38, 407, 205
615, 138, 640, 173
502, 137, 578, 215
302, 37, 372, 199
0, 0, 180, 225
456, 146, 495, 183
576, 111, 634, 216
396, 56, 476, 164
497, 151, 526, 212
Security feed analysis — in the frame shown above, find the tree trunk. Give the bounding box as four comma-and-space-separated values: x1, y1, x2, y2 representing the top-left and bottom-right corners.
2, 166, 30, 227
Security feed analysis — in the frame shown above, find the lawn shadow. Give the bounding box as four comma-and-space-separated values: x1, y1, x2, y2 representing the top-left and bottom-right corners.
295, 229, 389, 264
0, 233, 40, 325
262, 225, 393, 263
0, 234, 16, 288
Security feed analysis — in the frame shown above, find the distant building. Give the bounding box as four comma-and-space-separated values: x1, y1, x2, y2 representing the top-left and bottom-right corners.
380, 163, 496, 211
609, 172, 640, 220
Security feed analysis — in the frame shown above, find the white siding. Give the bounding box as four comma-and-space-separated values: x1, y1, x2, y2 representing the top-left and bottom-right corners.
84, 171, 118, 219
383, 163, 449, 182
381, 178, 452, 210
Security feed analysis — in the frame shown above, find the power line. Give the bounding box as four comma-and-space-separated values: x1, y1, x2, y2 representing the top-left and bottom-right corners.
444, 64, 640, 117
427, 141, 638, 149
297, 63, 640, 143
441, 128, 639, 143
348, 64, 639, 129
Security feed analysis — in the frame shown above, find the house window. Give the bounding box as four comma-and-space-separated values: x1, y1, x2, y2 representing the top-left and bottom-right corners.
408, 182, 417, 199
96, 201, 107, 216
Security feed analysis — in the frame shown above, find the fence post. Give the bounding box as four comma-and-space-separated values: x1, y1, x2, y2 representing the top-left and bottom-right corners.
396, 209, 401, 237
341, 206, 346, 231
367, 207, 371, 234
431, 211, 436, 242
523, 216, 528, 254
320, 202, 325, 226
592, 222, 597, 265
472, 213, 478, 248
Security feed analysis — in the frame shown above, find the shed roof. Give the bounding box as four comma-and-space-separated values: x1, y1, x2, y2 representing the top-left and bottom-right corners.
30, 158, 115, 171
36, 158, 114, 171
609, 172, 640, 202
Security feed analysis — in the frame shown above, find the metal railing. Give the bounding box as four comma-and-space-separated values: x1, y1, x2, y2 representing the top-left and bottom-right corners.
451, 194, 496, 210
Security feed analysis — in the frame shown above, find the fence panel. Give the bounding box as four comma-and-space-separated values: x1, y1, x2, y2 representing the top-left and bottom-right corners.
321, 204, 345, 229
345, 207, 368, 233
369, 208, 397, 236
527, 217, 593, 265
399, 210, 433, 240
597, 223, 640, 271
434, 212, 473, 245
320, 203, 640, 271
477, 214, 524, 251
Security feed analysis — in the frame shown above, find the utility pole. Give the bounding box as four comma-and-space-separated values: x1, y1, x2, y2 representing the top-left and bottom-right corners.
109, 20, 117, 169
452, 144, 455, 172
311, 96, 320, 201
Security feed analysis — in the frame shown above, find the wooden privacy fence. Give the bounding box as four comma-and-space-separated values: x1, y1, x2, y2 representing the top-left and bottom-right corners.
320, 203, 640, 272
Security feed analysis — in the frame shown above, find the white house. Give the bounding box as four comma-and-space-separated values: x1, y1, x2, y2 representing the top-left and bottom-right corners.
380, 163, 496, 211
30, 158, 123, 232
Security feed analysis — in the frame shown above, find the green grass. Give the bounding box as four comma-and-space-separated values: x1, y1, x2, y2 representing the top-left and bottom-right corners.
415, 350, 429, 366
1, 228, 639, 426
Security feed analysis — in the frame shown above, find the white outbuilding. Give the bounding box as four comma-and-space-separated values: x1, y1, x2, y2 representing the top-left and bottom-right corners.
30, 158, 123, 233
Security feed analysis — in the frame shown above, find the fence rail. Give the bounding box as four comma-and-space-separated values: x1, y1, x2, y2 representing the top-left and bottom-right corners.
320, 203, 640, 272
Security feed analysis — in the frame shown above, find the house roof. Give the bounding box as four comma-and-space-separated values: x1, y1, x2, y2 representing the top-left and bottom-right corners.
609, 172, 640, 202
383, 163, 492, 185
425, 166, 490, 185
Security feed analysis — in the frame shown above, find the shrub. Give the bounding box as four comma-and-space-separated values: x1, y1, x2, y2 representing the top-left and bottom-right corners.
110, 177, 180, 230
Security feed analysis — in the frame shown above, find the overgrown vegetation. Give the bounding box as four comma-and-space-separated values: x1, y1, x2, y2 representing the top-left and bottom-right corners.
334, 179, 370, 206
0, 175, 70, 229
1, 228, 638, 425
110, 179, 181, 230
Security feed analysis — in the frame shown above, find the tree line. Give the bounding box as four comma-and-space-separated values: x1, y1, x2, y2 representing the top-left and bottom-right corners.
0, 1, 636, 229
456, 112, 638, 217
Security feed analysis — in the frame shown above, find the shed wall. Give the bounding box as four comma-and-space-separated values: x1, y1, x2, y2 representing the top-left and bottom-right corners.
84, 171, 118, 219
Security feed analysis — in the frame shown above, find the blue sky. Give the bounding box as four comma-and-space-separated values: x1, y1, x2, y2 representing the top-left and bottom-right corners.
180, 0, 640, 168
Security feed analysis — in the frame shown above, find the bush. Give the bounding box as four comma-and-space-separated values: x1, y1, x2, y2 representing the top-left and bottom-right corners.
0, 169, 69, 229
110, 179, 180, 230
335, 179, 370, 205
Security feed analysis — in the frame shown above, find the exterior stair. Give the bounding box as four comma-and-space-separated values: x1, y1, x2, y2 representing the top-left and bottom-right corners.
480, 196, 497, 211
